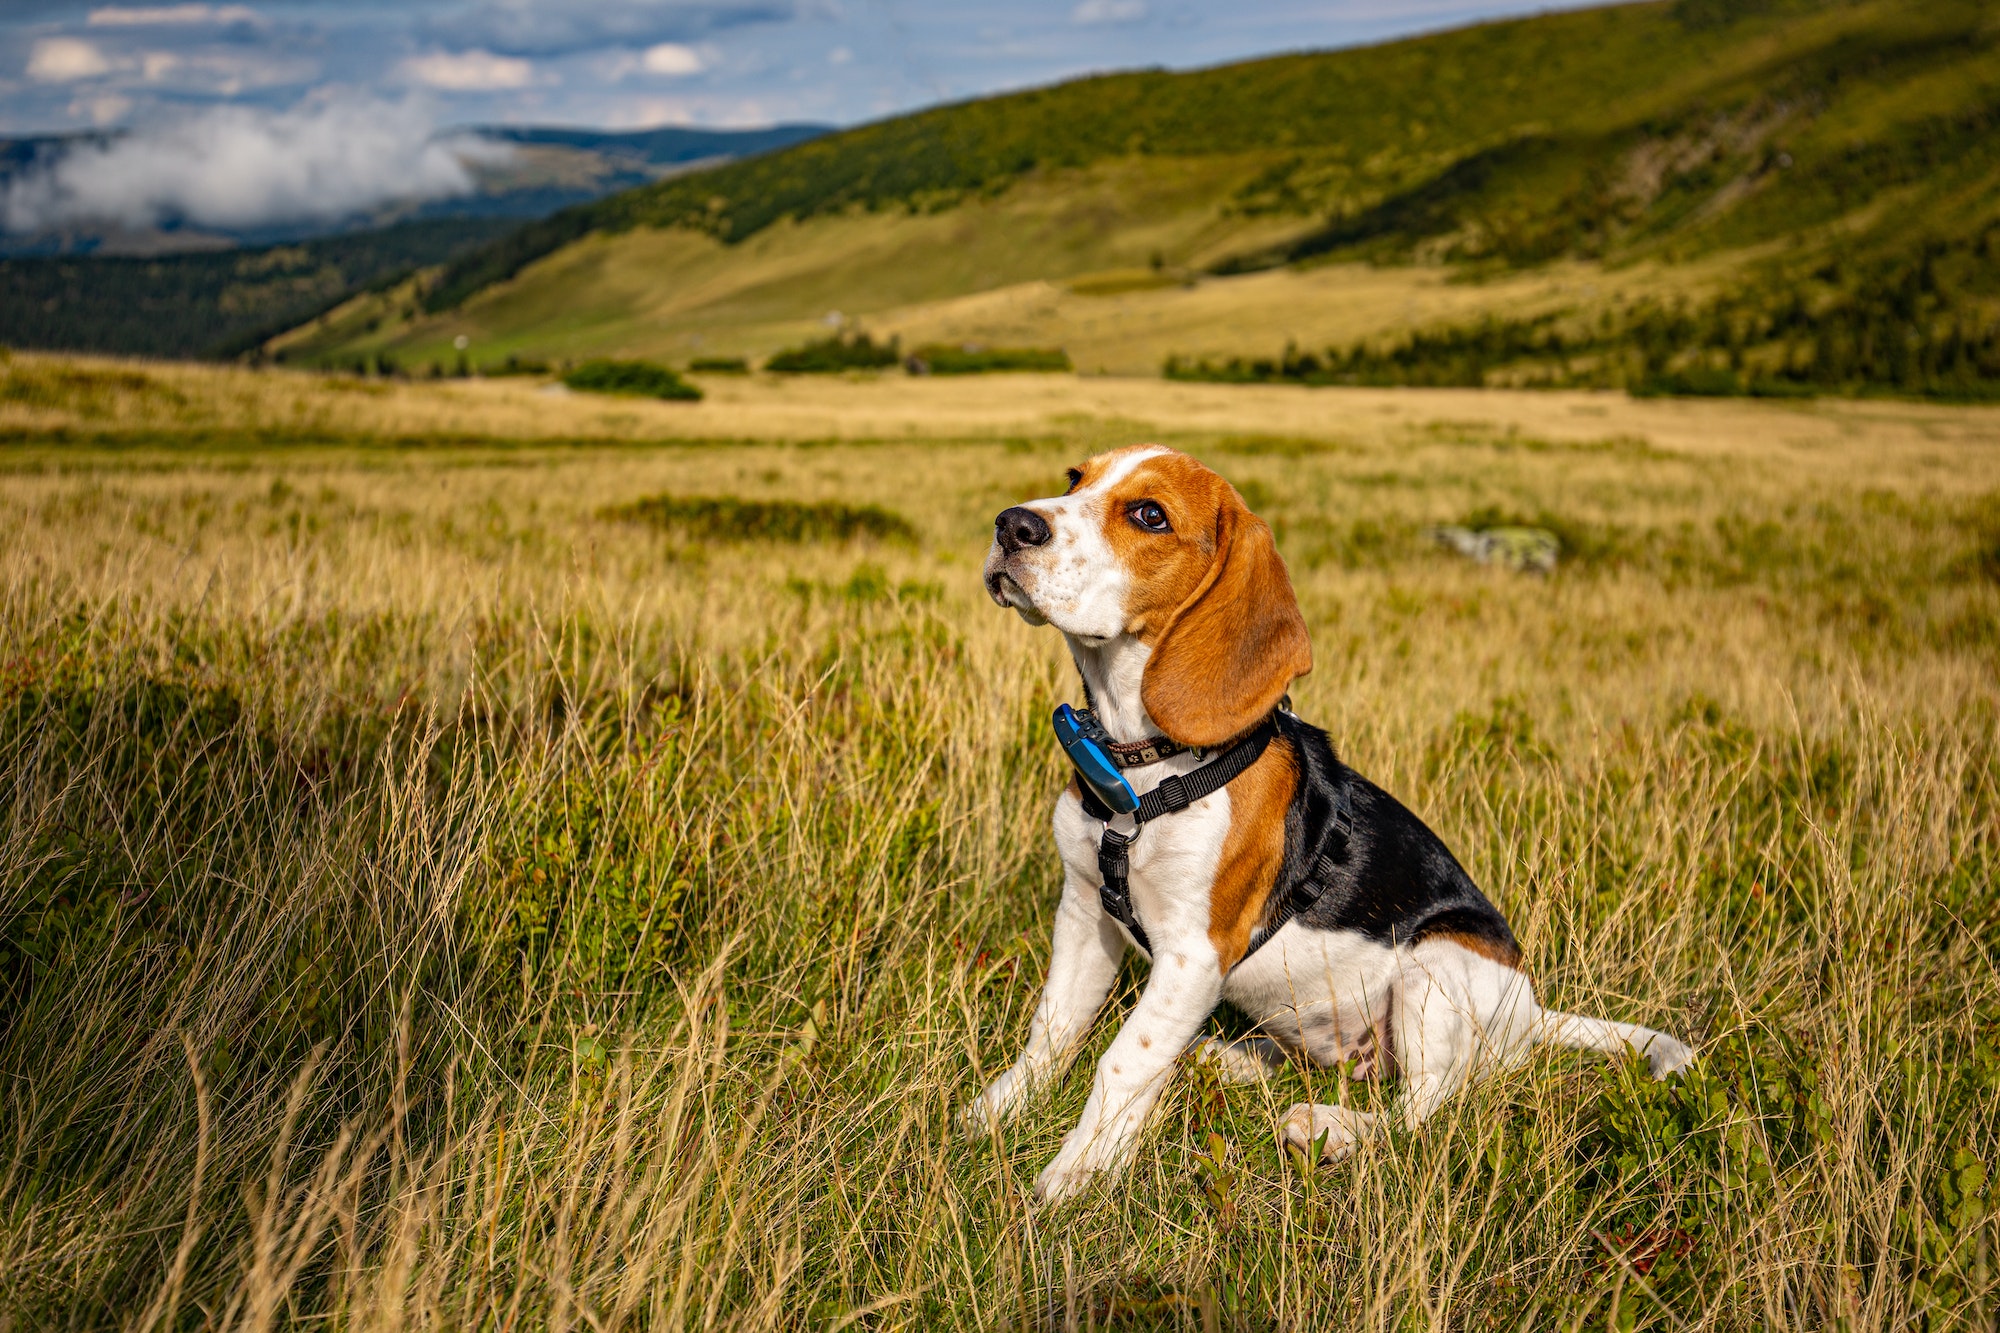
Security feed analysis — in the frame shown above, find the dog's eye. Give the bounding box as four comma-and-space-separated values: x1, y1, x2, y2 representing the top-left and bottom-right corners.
1064, 468, 1083, 493
1129, 501, 1171, 533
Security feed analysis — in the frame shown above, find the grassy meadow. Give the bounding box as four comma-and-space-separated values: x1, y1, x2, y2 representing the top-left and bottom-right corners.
2, 354, 1999, 1328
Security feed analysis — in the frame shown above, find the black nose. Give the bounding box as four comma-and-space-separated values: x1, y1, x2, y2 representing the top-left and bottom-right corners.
994, 506, 1052, 553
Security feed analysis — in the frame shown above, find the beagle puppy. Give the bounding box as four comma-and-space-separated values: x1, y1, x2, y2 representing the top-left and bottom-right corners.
968, 444, 1692, 1205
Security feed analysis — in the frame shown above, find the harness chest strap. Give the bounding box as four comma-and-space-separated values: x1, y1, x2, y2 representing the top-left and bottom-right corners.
1076, 714, 1352, 966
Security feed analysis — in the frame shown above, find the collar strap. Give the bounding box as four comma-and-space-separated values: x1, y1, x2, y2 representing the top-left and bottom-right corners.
1100, 729, 1192, 768
1073, 693, 1291, 770
1076, 713, 1277, 826
1069, 704, 1193, 768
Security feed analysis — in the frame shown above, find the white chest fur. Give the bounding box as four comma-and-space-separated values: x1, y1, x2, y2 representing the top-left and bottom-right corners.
1052, 761, 1230, 957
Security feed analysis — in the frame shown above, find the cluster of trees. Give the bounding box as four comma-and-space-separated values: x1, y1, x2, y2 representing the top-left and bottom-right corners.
1170, 236, 2000, 400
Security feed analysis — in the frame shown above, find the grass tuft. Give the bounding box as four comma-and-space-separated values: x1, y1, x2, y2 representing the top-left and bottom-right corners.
601, 492, 917, 543
908, 344, 1072, 375
562, 359, 703, 401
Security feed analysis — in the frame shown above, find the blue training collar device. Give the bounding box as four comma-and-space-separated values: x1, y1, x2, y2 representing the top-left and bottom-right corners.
1052, 703, 1140, 814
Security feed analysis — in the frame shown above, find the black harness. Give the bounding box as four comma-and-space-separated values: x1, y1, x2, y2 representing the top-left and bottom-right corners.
1069, 704, 1353, 968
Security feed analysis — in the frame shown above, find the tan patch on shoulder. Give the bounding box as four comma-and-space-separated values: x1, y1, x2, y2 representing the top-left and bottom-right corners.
1207, 736, 1298, 972
1432, 930, 1526, 972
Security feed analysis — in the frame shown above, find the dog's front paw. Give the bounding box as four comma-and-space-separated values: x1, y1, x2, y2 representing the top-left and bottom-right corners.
1031, 1131, 1130, 1206
1032, 1156, 1102, 1207
959, 1070, 1024, 1137
1642, 1035, 1695, 1080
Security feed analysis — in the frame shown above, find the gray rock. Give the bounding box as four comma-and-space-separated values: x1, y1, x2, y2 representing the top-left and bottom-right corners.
1427, 524, 1560, 574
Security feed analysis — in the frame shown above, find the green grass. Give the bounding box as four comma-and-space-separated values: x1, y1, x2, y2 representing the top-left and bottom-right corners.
1, 386, 1997, 1326
601, 492, 916, 543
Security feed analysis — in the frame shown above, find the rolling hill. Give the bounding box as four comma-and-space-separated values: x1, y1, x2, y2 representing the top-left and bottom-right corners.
282, 0, 2000, 392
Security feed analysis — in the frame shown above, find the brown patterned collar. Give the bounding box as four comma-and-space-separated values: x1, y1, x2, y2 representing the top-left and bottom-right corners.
1099, 731, 1194, 768
1076, 689, 1291, 769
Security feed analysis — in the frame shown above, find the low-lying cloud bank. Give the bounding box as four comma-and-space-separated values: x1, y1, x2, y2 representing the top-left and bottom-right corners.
0, 97, 508, 235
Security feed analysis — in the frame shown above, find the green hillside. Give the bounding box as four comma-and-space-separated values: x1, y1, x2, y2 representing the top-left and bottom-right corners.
290, 0, 2000, 393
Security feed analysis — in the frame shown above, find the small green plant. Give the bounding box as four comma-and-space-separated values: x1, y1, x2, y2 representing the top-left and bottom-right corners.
601, 494, 916, 543
764, 334, 899, 374
561, 358, 703, 401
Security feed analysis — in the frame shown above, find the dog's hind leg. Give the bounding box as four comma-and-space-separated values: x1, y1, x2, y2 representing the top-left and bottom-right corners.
1280, 938, 1534, 1162
1538, 1010, 1693, 1079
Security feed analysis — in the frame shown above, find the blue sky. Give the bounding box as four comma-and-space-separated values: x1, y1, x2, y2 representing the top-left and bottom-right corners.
1, 1, 1608, 135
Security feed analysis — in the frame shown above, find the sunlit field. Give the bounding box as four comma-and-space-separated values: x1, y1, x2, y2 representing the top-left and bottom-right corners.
2, 355, 1998, 1329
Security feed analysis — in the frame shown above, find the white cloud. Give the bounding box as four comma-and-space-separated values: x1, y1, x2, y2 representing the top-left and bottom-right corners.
0, 96, 508, 233
1071, 0, 1146, 23
28, 38, 115, 82
827, 46, 851, 65
87, 5, 262, 26
401, 49, 536, 91
641, 42, 705, 75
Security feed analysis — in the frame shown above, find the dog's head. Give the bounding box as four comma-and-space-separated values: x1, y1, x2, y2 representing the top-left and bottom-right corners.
983, 444, 1311, 747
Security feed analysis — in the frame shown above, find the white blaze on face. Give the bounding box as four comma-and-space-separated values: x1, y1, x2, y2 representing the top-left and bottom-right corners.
986, 446, 1166, 642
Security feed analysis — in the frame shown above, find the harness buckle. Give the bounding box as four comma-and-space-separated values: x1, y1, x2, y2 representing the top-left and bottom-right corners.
1097, 826, 1132, 881
1155, 773, 1191, 813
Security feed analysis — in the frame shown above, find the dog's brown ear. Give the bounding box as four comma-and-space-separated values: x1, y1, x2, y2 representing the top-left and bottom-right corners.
1142, 490, 1311, 748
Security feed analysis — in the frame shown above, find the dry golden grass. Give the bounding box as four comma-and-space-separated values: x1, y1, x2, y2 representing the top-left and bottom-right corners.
1, 356, 1997, 1328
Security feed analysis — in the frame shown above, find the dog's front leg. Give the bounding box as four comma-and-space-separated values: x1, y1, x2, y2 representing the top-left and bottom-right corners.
961, 867, 1126, 1133
1033, 934, 1222, 1206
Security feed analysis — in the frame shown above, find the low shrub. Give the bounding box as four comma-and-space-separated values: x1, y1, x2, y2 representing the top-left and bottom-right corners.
906, 344, 1071, 375
561, 359, 702, 401
600, 493, 916, 543
764, 334, 899, 374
